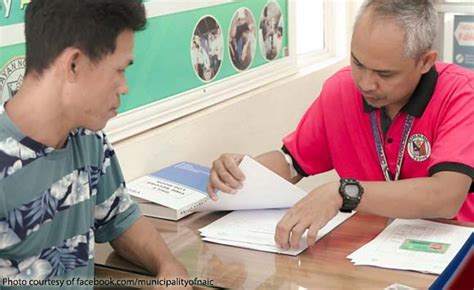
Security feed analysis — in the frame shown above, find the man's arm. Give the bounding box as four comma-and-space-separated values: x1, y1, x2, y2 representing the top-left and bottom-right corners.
358, 171, 470, 218
275, 171, 471, 250
255, 151, 303, 184
110, 217, 189, 282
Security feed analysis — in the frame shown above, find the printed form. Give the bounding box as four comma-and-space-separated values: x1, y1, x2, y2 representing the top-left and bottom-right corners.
348, 219, 474, 274
200, 209, 354, 255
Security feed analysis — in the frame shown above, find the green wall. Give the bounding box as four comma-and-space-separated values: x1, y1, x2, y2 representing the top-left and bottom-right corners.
0, 0, 288, 113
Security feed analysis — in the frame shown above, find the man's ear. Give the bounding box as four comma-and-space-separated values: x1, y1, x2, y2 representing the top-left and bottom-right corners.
61, 48, 82, 82
419, 49, 437, 74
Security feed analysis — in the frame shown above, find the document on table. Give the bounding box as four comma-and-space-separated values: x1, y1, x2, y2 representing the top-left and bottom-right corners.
199, 209, 355, 256
347, 219, 474, 274
197, 156, 307, 211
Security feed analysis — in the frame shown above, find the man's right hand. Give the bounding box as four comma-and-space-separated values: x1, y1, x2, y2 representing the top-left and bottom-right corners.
207, 153, 246, 200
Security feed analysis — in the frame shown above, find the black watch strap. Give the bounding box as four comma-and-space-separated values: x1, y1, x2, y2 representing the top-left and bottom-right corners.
339, 178, 364, 212
340, 198, 360, 213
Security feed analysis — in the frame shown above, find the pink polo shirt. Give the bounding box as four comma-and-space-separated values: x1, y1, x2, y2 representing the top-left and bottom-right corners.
283, 63, 474, 221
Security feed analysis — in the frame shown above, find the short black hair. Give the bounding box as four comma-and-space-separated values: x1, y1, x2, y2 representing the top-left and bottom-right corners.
235, 23, 250, 40
24, 0, 146, 76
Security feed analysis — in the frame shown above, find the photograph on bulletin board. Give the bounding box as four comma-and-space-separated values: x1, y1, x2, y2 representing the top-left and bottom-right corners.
191, 15, 224, 82
228, 8, 257, 71
453, 15, 474, 70
259, 1, 284, 61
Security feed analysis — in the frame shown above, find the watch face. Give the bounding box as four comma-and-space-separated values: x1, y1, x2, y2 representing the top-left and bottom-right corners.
345, 184, 360, 197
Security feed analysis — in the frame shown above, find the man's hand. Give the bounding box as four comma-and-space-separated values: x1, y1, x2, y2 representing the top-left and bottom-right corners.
275, 181, 342, 250
207, 153, 246, 200
111, 218, 191, 289
207, 150, 303, 200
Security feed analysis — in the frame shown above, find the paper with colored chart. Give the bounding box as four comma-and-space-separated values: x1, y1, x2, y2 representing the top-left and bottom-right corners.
347, 219, 474, 274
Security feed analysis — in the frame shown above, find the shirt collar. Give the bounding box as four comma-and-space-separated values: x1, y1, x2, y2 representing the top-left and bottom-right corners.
362, 65, 438, 117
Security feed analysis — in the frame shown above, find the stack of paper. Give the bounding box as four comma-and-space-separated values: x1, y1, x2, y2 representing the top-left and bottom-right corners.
199, 209, 355, 256
347, 219, 474, 274
198, 155, 354, 255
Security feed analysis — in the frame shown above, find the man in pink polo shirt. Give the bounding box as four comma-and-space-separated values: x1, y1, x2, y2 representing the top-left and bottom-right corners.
207, 0, 474, 250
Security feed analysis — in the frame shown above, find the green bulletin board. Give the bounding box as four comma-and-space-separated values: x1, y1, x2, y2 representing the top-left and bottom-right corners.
0, 0, 288, 113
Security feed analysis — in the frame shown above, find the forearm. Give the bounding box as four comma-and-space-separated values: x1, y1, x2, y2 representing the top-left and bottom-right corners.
255, 150, 302, 184
110, 217, 176, 275
357, 172, 469, 219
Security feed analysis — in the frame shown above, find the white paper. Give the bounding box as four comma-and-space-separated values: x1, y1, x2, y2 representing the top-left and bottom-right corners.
202, 237, 305, 256
199, 209, 354, 255
197, 156, 307, 211
347, 219, 474, 274
383, 283, 417, 290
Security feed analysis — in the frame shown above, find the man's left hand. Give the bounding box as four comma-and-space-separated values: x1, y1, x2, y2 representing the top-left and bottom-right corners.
275, 181, 342, 250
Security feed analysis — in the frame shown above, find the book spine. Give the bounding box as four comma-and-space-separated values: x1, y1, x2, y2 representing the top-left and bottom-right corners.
178, 197, 209, 219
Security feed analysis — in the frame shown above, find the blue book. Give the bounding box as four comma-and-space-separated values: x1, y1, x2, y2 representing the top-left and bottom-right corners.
127, 162, 210, 220
429, 232, 474, 290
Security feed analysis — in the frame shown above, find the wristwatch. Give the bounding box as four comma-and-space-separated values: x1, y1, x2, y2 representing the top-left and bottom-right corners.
338, 178, 364, 212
